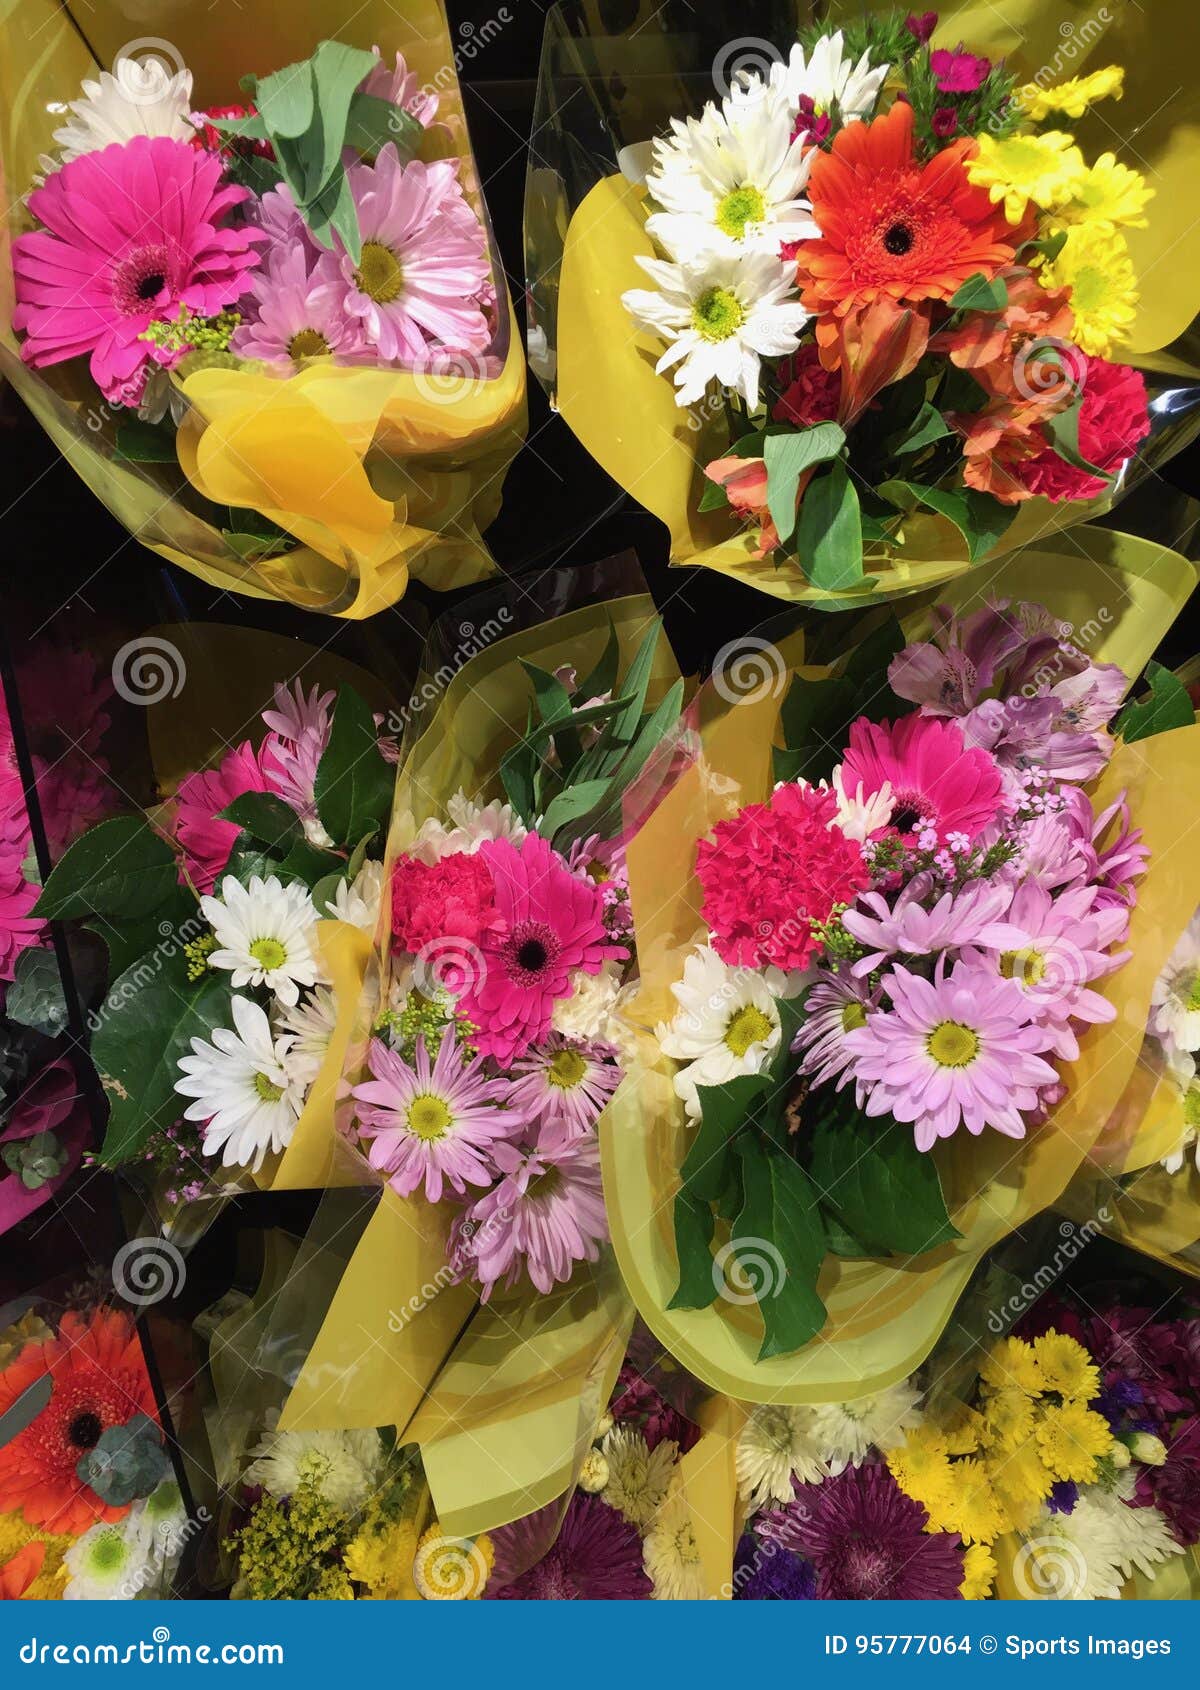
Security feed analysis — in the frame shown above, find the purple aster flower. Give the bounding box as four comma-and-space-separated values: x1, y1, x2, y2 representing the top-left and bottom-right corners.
230, 244, 371, 369
760, 1467, 965, 1600
507, 1032, 623, 1139
793, 967, 876, 1102
456, 1128, 608, 1296
1069, 792, 1148, 912
931, 47, 991, 94
1136, 1417, 1200, 1547
842, 877, 1024, 978
486, 1494, 651, 1599
733, 1533, 816, 1600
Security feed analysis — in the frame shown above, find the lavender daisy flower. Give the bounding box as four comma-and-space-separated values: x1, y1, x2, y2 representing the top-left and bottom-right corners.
458, 1130, 608, 1296
792, 969, 875, 1101
508, 1033, 623, 1138
841, 877, 1024, 978
231, 245, 372, 370
486, 1494, 651, 1600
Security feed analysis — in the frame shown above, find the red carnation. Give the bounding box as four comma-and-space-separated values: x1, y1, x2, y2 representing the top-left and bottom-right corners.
390, 851, 499, 960
1019, 357, 1151, 502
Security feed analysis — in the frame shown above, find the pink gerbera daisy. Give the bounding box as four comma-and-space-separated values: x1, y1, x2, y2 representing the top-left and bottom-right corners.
456, 1131, 609, 1297
352, 1027, 518, 1204
844, 961, 1058, 1151
0, 869, 43, 982
321, 146, 492, 362
838, 713, 1005, 844
12, 135, 261, 404
508, 1033, 623, 1139
459, 835, 625, 1067
172, 738, 281, 895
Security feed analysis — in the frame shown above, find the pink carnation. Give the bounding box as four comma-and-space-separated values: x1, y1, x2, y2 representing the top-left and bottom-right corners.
1019, 358, 1151, 502
696, 783, 868, 972
390, 851, 499, 959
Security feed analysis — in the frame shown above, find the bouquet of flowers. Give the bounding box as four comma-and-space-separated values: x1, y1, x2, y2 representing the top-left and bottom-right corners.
1, 3, 526, 616
603, 587, 1200, 1403
531, 2, 1200, 607
0, 1298, 188, 1600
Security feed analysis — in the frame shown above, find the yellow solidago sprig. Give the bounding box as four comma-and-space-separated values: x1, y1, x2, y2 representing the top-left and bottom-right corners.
1016, 65, 1125, 123
141, 306, 241, 356
228, 1475, 355, 1601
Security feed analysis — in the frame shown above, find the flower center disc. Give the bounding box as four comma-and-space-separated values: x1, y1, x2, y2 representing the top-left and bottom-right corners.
716, 183, 767, 241
692, 286, 746, 343
288, 327, 331, 359
724, 1003, 773, 1057
841, 1001, 867, 1034
407, 1094, 453, 1142
69, 1410, 103, 1449
926, 1020, 980, 1068
882, 221, 914, 256
253, 1071, 285, 1104
548, 1048, 589, 1090
356, 241, 405, 304
249, 937, 288, 971
1001, 947, 1047, 986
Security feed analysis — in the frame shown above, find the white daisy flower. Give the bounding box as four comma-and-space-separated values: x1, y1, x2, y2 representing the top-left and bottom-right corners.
807, 1380, 924, 1472
736, 1403, 828, 1510
244, 1420, 383, 1514
623, 249, 810, 411
201, 874, 320, 1008
63, 1512, 157, 1600
1161, 1087, 1200, 1175
50, 53, 195, 164
329, 859, 385, 932
600, 1427, 679, 1529
277, 985, 339, 1090
176, 995, 304, 1171
643, 1489, 705, 1600
644, 95, 818, 262
1150, 913, 1200, 1052
657, 945, 783, 1120
730, 31, 889, 132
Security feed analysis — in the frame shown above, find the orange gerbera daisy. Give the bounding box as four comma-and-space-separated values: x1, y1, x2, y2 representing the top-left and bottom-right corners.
797, 102, 1021, 319
0, 1307, 158, 1535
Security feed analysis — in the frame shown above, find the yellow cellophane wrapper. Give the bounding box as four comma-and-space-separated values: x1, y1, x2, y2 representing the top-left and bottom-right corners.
606, 540, 1200, 1404
143, 624, 393, 1204
551, 0, 1200, 608
0, 0, 526, 617
276, 597, 686, 1536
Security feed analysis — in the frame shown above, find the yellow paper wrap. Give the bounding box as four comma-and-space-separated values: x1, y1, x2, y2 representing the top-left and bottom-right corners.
540, 0, 1200, 608
274, 596, 686, 1536
0, 0, 527, 616
604, 541, 1200, 1404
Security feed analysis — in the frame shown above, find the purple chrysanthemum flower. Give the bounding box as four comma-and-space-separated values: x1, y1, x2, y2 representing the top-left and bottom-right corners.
486, 1494, 651, 1599
733, 1533, 816, 1600
759, 1466, 965, 1600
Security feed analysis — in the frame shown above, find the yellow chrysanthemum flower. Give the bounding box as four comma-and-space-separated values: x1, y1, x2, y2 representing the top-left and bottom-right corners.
1050, 152, 1153, 233
1016, 65, 1124, 122
983, 1387, 1036, 1451
1032, 1332, 1101, 1402
938, 1403, 985, 1456
960, 1541, 998, 1601
412, 1524, 493, 1600
986, 1442, 1054, 1536
344, 1514, 422, 1600
967, 131, 1083, 224
1038, 225, 1139, 355
886, 1430, 955, 1514
980, 1336, 1044, 1397
1034, 1401, 1114, 1483
940, 1458, 1008, 1546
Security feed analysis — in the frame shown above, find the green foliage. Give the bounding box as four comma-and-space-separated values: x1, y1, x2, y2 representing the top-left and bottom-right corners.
34, 817, 177, 922
773, 614, 907, 784
1117, 661, 1194, 743
75, 1415, 171, 1507
7, 947, 69, 1038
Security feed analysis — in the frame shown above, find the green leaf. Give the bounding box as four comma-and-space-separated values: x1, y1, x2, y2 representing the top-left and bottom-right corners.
573, 622, 621, 707
302, 165, 361, 259
218, 793, 303, 852
824, 1215, 874, 1258
606, 678, 685, 794
275, 838, 347, 891
313, 686, 393, 850
1117, 661, 1194, 743
310, 871, 348, 917
92, 956, 232, 1164
254, 56, 316, 139
667, 1191, 717, 1310
85, 888, 199, 981
7, 948, 69, 1038
887, 402, 952, 458
948, 272, 1009, 313
698, 478, 731, 513
730, 1137, 827, 1361
763, 423, 845, 545
795, 461, 863, 591
878, 480, 1015, 563
608, 622, 662, 748
113, 420, 178, 463
539, 779, 615, 842
308, 40, 380, 194
682, 1073, 771, 1203
809, 1097, 960, 1257
206, 111, 271, 142
1043, 399, 1111, 480
521, 661, 583, 772
345, 90, 422, 161
772, 616, 905, 785
34, 818, 177, 921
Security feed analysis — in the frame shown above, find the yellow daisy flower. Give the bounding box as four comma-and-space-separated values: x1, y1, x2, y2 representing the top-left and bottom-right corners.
886, 1430, 955, 1514
1016, 65, 1124, 122
986, 1442, 1054, 1536
941, 1458, 1008, 1546
412, 1524, 494, 1600
1050, 153, 1153, 233
938, 1403, 985, 1455
967, 131, 1083, 224
1032, 1332, 1101, 1402
980, 1336, 1044, 1397
1034, 1401, 1114, 1483
960, 1541, 998, 1601
1038, 225, 1139, 355
983, 1387, 1036, 1450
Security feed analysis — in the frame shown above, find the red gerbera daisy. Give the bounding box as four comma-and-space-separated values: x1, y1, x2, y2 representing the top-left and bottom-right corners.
0, 1307, 158, 1534
796, 101, 1020, 320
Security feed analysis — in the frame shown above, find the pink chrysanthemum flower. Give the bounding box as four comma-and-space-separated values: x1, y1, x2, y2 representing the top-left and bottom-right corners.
362, 45, 440, 129
842, 877, 1024, 977
1066, 790, 1148, 911
353, 1027, 517, 1204
838, 713, 1005, 844
459, 835, 625, 1067
230, 245, 371, 369
455, 1131, 609, 1297
321, 146, 492, 361
13, 136, 262, 404
508, 1033, 623, 1139
260, 680, 334, 836
844, 961, 1058, 1152
172, 739, 281, 895
696, 783, 869, 972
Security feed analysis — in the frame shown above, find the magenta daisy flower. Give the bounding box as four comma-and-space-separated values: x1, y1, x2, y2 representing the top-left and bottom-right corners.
172, 739, 282, 895
13, 136, 261, 404
458, 834, 625, 1067
486, 1494, 651, 1600
352, 1027, 518, 1203
459, 1131, 608, 1296
508, 1034, 623, 1138
844, 961, 1058, 1152
321, 147, 492, 362
230, 245, 371, 369
838, 714, 1005, 844
0, 868, 42, 982
759, 1466, 965, 1600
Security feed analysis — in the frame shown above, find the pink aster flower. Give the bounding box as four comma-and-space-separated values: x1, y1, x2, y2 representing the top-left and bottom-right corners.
260, 680, 334, 835
455, 1130, 608, 1297
361, 45, 440, 129
844, 961, 1058, 1151
842, 876, 1024, 978
172, 739, 281, 895
12, 136, 261, 404
458, 834, 624, 1067
696, 783, 869, 972
230, 244, 371, 369
352, 1027, 517, 1204
838, 713, 1005, 844
321, 146, 492, 362
507, 1033, 623, 1140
